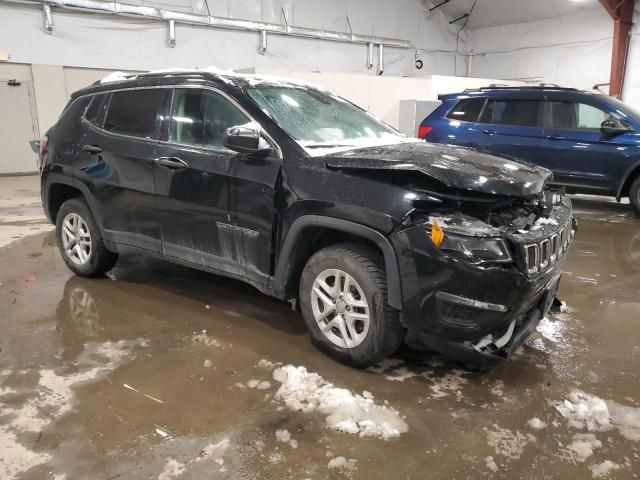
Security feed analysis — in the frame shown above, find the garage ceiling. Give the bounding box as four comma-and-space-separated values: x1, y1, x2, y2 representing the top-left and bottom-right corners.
433, 0, 603, 30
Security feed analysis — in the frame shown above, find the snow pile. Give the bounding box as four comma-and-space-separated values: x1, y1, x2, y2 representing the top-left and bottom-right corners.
589, 460, 621, 478
555, 391, 612, 432
275, 429, 291, 443
272, 365, 408, 440
484, 456, 499, 472
100, 71, 130, 84
328, 456, 358, 476
565, 433, 602, 462
527, 418, 547, 430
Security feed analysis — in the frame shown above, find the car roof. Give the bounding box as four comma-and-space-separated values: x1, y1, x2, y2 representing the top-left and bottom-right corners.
71, 67, 330, 99
438, 84, 601, 101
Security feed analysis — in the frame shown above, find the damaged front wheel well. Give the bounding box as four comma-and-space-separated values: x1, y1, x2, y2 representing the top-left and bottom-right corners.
274, 216, 403, 310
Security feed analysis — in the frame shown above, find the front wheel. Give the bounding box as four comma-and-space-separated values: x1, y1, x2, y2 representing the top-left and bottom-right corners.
630, 176, 640, 215
299, 243, 404, 367
56, 198, 118, 277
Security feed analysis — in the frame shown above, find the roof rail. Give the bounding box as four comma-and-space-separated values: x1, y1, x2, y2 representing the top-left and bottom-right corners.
461, 83, 580, 93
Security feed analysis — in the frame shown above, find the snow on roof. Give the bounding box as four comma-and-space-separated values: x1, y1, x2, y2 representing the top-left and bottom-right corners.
99, 65, 331, 92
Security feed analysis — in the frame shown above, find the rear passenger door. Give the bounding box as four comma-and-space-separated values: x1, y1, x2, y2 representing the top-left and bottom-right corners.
154, 87, 281, 284
78, 88, 169, 252
473, 97, 547, 166
542, 97, 629, 192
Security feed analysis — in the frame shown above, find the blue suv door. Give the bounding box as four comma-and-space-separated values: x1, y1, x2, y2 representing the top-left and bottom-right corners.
541, 94, 634, 194
471, 96, 547, 166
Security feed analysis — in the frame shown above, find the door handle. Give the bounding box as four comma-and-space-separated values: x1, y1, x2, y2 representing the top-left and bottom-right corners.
482, 129, 496, 135
81, 144, 103, 154
546, 135, 566, 141
155, 156, 188, 170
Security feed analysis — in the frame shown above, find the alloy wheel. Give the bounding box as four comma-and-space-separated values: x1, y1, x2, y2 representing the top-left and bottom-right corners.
61, 213, 92, 265
310, 268, 370, 348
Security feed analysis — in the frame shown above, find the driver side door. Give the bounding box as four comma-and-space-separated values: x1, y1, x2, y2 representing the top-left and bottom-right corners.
542, 97, 630, 194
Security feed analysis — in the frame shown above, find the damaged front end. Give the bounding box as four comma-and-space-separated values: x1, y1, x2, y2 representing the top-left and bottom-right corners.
391, 185, 576, 367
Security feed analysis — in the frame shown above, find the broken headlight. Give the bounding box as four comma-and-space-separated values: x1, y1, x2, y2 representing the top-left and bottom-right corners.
428, 217, 512, 265
440, 234, 512, 265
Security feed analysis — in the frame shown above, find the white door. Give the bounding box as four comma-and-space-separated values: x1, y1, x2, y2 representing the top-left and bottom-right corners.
0, 80, 38, 174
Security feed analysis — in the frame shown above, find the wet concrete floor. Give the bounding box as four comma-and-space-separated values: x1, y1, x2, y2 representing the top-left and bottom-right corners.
1, 178, 640, 479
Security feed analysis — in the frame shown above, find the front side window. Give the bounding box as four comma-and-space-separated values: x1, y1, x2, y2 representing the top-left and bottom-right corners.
246, 86, 405, 154
103, 89, 166, 139
169, 88, 250, 149
548, 101, 609, 130
446, 97, 485, 122
479, 99, 542, 127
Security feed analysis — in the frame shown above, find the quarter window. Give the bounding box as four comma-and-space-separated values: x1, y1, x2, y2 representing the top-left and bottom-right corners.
479, 99, 542, 127
85, 93, 109, 127
170, 89, 250, 149
103, 89, 166, 139
446, 98, 485, 122
548, 101, 609, 130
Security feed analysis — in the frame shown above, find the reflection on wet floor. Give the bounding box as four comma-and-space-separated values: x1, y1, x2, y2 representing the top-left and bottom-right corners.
1, 196, 639, 479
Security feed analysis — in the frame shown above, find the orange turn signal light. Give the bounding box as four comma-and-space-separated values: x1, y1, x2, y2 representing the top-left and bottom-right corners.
431, 219, 444, 247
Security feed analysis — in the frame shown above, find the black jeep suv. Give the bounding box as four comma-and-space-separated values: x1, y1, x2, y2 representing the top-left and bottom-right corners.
40, 69, 576, 367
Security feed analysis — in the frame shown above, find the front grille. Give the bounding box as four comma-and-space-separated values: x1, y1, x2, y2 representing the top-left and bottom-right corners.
523, 223, 574, 275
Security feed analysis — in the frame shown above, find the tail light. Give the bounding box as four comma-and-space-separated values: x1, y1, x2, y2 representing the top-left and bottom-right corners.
418, 125, 432, 139
38, 135, 49, 172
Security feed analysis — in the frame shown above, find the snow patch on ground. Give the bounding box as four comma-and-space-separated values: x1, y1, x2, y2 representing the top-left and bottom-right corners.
589, 460, 621, 478
328, 456, 358, 477
484, 456, 499, 472
366, 358, 404, 374
246, 379, 271, 390
157, 458, 186, 480
486, 424, 530, 459
272, 365, 408, 440
554, 389, 640, 441
0, 338, 145, 479
196, 438, 229, 463
275, 429, 291, 443
191, 330, 220, 348
426, 370, 469, 399
489, 380, 504, 397
383, 366, 419, 382
257, 359, 281, 369
565, 433, 602, 462
528, 418, 547, 430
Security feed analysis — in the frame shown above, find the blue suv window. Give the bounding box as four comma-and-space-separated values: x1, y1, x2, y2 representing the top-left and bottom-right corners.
479, 99, 542, 127
446, 97, 485, 122
548, 101, 608, 130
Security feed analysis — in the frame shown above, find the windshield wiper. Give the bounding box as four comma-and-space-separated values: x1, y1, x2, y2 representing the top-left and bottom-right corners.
305, 144, 355, 149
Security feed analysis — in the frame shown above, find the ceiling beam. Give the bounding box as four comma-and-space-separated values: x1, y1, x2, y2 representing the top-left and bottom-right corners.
599, 0, 635, 97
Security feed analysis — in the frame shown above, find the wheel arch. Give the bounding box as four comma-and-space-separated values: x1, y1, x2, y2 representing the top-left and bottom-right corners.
273, 216, 402, 310
45, 178, 105, 235
616, 158, 640, 201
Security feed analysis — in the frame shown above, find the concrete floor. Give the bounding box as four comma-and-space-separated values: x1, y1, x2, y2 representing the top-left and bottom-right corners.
1, 176, 639, 480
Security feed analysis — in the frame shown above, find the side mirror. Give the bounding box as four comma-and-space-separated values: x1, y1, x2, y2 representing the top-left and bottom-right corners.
601, 117, 631, 136
223, 123, 271, 156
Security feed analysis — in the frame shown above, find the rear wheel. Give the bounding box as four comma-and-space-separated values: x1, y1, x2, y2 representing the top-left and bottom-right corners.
630, 176, 640, 215
56, 198, 118, 277
299, 243, 404, 367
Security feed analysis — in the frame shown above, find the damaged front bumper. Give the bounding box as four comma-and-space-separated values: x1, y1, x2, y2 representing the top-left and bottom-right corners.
391, 200, 575, 367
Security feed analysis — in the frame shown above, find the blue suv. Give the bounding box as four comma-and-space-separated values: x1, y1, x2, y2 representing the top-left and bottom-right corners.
419, 86, 640, 212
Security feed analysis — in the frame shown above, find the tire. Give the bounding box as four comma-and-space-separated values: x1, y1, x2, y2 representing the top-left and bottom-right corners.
630, 176, 640, 215
299, 243, 404, 367
55, 198, 118, 277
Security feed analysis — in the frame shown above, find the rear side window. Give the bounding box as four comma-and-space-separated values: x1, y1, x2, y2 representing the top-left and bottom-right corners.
479, 99, 542, 127
84, 93, 109, 127
446, 97, 485, 122
103, 89, 166, 139
548, 101, 608, 130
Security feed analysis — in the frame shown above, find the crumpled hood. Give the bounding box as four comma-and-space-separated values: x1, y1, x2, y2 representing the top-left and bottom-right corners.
323, 141, 552, 197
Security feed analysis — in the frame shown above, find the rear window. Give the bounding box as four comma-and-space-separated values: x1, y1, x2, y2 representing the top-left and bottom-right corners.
103, 89, 166, 138
479, 99, 542, 127
446, 97, 485, 122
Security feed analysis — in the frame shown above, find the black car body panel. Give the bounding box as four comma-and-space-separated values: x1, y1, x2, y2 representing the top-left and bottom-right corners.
41, 70, 576, 366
